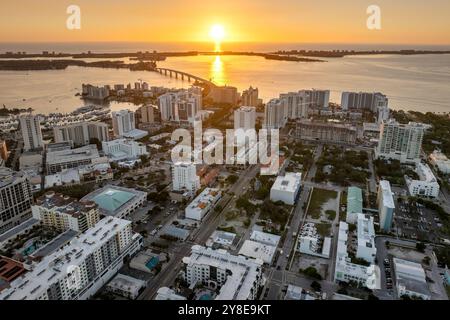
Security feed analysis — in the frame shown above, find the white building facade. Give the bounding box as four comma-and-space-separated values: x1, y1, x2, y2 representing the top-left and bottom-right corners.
377, 180, 395, 232
376, 120, 425, 164
270, 172, 301, 205
0, 217, 143, 300
102, 139, 148, 162
406, 163, 440, 198
53, 122, 109, 146
181, 245, 263, 300
19, 115, 44, 151
185, 188, 221, 221
234, 106, 256, 130
0, 168, 33, 234
158, 88, 202, 124
172, 162, 200, 193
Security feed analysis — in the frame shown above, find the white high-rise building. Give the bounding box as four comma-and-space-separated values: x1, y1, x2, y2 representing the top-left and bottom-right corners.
111, 110, 134, 136
172, 162, 200, 193
377, 180, 395, 232
280, 89, 329, 118
0, 217, 143, 300
19, 115, 44, 151
264, 98, 287, 129
181, 245, 263, 300
158, 88, 202, 124
234, 106, 256, 130
341, 92, 388, 112
376, 120, 425, 164
53, 122, 109, 146
0, 168, 33, 234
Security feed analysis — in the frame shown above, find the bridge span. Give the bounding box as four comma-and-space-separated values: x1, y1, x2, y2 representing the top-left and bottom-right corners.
154, 67, 216, 87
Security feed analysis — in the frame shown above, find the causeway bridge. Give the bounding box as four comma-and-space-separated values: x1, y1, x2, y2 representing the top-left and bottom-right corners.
154, 68, 216, 87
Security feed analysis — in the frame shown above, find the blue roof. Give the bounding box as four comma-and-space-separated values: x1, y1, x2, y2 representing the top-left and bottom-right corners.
347, 187, 363, 214
92, 188, 135, 213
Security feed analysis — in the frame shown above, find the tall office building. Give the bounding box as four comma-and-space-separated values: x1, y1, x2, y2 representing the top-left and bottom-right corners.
377, 180, 395, 232
172, 162, 200, 193
264, 98, 288, 129
53, 122, 109, 146
112, 110, 136, 137
341, 92, 388, 112
0, 217, 143, 300
19, 115, 44, 151
241, 87, 261, 107
158, 88, 202, 124
234, 106, 256, 130
0, 168, 33, 234
376, 120, 425, 164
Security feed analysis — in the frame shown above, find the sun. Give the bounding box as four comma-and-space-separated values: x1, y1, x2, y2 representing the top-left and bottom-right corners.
209, 24, 225, 43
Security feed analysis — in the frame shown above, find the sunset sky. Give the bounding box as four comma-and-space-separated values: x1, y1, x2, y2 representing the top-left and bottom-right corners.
1, 0, 449, 45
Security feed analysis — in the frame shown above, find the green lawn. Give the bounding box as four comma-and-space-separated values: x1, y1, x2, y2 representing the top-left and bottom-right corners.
307, 188, 338, 219
316, 223, 331, 237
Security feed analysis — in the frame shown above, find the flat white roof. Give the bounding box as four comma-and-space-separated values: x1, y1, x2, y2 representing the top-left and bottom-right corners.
183, 245, 262, 300
250, 230, 281, 247
271, 172, 301, 193
46, 144, 99, 166
379, 180, 395, 209
357, 214, 376, 250
416, 163, 437, 183
238, 240, 276, 264
1, 217, 131, 300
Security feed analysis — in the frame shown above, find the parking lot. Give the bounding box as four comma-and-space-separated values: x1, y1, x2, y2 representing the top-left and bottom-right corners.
394, 200, 441, 243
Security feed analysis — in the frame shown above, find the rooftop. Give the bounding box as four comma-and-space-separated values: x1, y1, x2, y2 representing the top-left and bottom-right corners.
183, 245, 263, 300
106, 273, 145, 292
0, 217, 132, 300
347, 187, 363, 214
415, 163, 437, 183
0, 167, 28, 189
393, 258, 430, 298
238, 240, 276, 264
0, 219, 40, 243
271, 172, 301, 193
35, 191, 98, 218
46, 144, 99, 165
379, 180, 395, 209
357, 214, 376, 250
250, 230, 281, 247
81, 185, 146, 217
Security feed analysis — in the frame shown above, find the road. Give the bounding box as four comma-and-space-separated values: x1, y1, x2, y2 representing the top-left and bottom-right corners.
261, 144, 331, 299
138, 165, 260, 300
